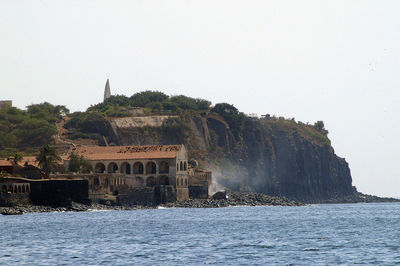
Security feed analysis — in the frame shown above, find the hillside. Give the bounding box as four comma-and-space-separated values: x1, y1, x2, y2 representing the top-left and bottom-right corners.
62, 92, 358, 203
0, 91, 367, 202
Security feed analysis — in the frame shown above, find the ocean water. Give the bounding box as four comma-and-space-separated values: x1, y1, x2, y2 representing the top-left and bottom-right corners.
1, 203, 399, 265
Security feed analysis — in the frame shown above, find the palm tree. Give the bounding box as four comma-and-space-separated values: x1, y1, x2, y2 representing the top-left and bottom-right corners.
11, 153, 23, 165
36, 145, 61, 178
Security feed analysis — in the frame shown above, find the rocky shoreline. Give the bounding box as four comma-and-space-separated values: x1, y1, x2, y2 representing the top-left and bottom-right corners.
299, 192, 400, 204
0, 191, 303, 215
161, 191, 303, 208
1, 191, 398, 215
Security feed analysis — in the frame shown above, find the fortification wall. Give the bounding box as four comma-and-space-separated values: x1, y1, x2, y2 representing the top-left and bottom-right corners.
110, 116, 176, 128
30, 180, 89, 206
117, 187, 155, 206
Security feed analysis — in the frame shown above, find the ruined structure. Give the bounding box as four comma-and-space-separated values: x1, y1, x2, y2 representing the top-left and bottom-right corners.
0, 179, 31, 206
0, 160, 14, 175
0, 100, 12, 110
188, 168, 212, 199
0, 176, 88, 207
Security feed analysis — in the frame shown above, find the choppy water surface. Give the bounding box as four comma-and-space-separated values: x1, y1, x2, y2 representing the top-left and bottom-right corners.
1, 203, 400, 265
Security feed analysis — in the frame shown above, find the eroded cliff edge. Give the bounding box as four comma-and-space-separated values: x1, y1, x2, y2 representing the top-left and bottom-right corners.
107, 114, 355, 203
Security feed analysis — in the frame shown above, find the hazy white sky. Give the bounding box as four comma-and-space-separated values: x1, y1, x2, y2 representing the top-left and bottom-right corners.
1, 0, 399, 197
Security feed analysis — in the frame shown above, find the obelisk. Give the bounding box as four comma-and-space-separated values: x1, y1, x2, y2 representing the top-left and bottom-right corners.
104, 79, 111, 102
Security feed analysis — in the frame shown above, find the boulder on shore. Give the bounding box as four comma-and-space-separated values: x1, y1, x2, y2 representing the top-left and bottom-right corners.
211, 191, 227, 200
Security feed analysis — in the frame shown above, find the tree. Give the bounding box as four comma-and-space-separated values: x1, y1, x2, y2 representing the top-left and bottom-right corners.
313, 120, 329, 135
146, 102, 163, 113
68, 152, 93, 173
169, 95, 211, 111
27, 102, 69, 123
36, 145, 61, 178
66, 112, 112, 136
10, 153, 23, 165
211, 103, 246, 140
130, 91, 168, 107
14, 119, 57, 146
87, 95, 130, 114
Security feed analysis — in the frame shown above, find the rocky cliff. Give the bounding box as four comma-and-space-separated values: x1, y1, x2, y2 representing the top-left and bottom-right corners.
107, 114, 355, 203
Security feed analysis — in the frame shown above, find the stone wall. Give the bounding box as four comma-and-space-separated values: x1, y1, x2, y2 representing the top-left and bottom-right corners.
29, 179, 89, 206
188, 185, 209, 199
0, 193, 30, 206
117, 187, 155, 206
155, 185, 176, 204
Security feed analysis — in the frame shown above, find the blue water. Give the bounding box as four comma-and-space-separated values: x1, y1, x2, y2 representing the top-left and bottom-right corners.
1, 203, 400, 265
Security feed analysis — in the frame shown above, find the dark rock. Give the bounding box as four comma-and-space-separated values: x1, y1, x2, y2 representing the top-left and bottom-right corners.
1, 209, 23, 215
211, 191, 227, 200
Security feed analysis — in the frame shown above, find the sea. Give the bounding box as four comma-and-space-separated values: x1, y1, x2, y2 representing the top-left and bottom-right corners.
1, 202, 399, 265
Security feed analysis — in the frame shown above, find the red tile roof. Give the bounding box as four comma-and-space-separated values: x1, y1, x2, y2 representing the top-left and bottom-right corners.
17, 156, 40, 167
0, 160, 13, 167
69, 145, 182, 161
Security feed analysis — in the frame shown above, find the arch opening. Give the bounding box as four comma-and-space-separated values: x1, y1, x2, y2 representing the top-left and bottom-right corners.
107, 162, 118, 173
159, 161, 169, 174
120, 162, 131, 174
95, 163, 106, 173
146, 162, 156, 175
133, 162, 144, 174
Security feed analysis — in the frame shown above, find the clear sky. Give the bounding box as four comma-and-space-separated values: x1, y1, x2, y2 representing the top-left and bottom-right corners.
1, 1, 399, 197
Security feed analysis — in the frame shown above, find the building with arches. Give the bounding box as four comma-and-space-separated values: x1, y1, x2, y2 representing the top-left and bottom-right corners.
64, 144, 190, 201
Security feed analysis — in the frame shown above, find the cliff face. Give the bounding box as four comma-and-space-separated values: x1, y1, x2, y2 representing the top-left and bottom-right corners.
108, 115, 355, 203
239, 118, 354, 202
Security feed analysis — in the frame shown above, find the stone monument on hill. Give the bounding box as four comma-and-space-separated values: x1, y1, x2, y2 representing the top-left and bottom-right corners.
104, 79, 111, 102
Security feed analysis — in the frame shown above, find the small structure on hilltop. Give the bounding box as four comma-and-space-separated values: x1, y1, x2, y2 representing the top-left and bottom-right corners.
104, 79, 111, 102
0, 100, 12, 110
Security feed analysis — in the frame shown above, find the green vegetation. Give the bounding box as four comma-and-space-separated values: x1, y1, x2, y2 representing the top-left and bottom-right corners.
211, 103, 246, 140
68, 152, 93, 173
36, 144, 62, 178
65, 112, 112, 140
87, 90, 211, 117
0, 89, 333, 164
87, 95, 131, 117
260, 116, 331, 148
0, 102, 68, 157
130, 91, 169, 107
10, 152, 23, 164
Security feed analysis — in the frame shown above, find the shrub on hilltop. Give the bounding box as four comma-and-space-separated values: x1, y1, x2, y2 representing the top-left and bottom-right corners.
86, 90, 212, 117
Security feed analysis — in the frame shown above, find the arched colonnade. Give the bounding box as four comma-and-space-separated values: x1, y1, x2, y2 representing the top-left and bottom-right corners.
1, 183, 30, 194
93, 160, 187, 175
